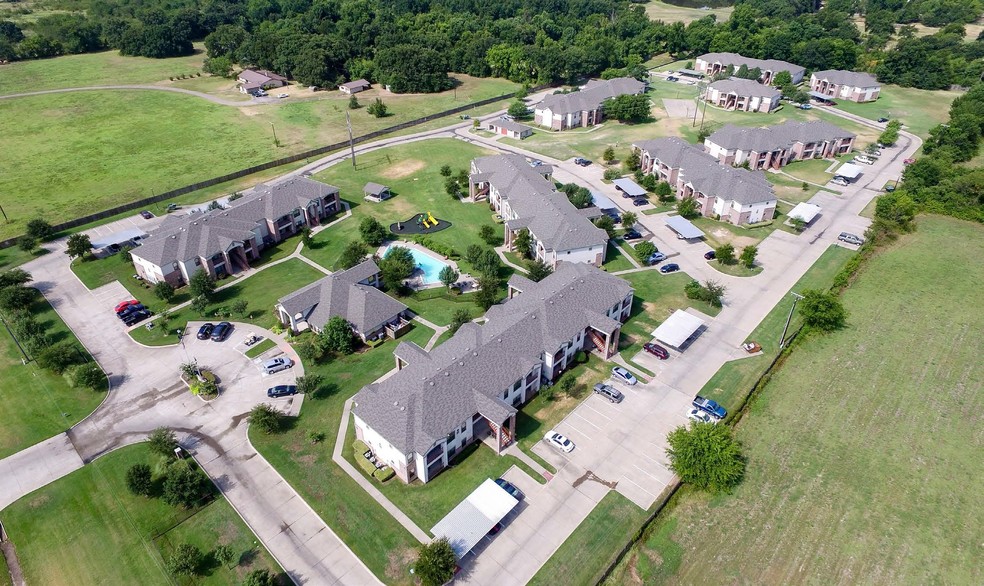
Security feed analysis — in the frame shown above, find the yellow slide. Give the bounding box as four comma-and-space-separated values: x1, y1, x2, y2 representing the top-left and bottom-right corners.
428, 212, 437, 225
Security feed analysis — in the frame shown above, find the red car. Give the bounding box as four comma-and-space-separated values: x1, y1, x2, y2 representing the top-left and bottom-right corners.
114, 299, 139, 313
644, 342, 669, 360
903, 158, 915, 165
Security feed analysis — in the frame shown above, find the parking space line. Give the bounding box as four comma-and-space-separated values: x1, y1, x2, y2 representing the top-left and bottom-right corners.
632, 462, 668, 485
618, 475, 659, 500
561, 420, 592, 440
580, 402, 613, 421
571, 411, 602, 430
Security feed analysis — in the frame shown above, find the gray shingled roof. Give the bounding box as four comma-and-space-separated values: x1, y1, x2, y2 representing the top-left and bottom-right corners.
708, 78, 781, 98
277, 259, 407, 334
472, 154, 608, 252
364, 182, 389, 196
707, 121, 856, 153
536, 77, 646, 116
634, 137, 776, 206
239, 69, 288, 85
353, 263, 633, 454
811, 70, 879, 88
698, 53, 805, 77
340, 79, 370, 90
132, 177, 338, 268
489, 119, 532, 134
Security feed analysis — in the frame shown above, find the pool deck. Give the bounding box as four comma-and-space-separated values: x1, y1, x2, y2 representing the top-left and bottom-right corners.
378, 240, 477, 291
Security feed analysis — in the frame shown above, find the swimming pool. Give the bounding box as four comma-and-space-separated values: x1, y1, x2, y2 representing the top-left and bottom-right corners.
383, 244, 450, 284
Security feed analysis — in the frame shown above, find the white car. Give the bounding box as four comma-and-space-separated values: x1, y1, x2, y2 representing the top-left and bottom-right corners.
853, 156, 874, 165
687, 408, 720, 424
611, 366, 638, 385
544, 430, 575, 453
262, 356, 293, 374
831, 177, 849, 186
277, 93, 289, 99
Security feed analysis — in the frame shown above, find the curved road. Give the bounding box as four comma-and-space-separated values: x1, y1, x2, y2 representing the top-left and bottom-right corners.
0, 84, 269, 106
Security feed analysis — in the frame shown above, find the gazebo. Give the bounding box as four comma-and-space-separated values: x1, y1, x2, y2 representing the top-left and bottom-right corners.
363, 182, 391, 202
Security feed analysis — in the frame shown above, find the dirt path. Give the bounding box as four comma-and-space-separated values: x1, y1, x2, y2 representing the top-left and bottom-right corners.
0, 85, 263, 107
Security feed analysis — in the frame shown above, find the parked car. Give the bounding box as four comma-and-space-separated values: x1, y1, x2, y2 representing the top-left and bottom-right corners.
210, 321, 233, 342
799, 103, 812, 110
122, 310, 151, 326
494, 478, 524, 500
666, 76, 679, 82
647, 251, 667, 265
606, 210, 622, 223
277, 93, 289, 98
117, 304, 146, 319
853, 155, 874, 165
632, 198, 648, 207
573, 157, 591, 167
643, 342, 669, 360
904, 158, 915, 165
262, 356, 293, 374
592, 383, 624, 403
529, 159, 543, 167
544, 430, 575, 453
659, 263, 680, 274
838, 232, 865, 246
703, 250, 715, 260
114, 299, 140, 314
687, 408, 720, 424
831, 177, 850, 186
622, 229, 642, 241
140, 210, 154, 219
459, 115, 470, 120
197, 322, 215, 340
692, 395, 727, 419
106, 243, 121, 254
487, 522, 503, 536
267, 385, 298, 398
877, 117, 889, 123
611, 366, 638, 385
884, 183, 896, 192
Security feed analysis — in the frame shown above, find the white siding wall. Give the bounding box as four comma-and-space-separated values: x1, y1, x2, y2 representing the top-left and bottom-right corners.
354, 414, 410, 470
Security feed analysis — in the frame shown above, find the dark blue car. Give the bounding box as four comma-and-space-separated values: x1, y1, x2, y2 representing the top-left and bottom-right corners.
692, 395, 727, 419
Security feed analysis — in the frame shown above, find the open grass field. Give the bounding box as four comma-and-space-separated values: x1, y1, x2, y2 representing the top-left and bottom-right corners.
0, 289, 105, 459
833, 84, 963, 140
609, 215, 984, 584
0, 443, 282, 585
249, 323, 435, 585
645, 1, 733, 24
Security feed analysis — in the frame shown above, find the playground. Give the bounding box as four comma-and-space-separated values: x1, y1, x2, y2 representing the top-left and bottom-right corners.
389, 212, 452, 235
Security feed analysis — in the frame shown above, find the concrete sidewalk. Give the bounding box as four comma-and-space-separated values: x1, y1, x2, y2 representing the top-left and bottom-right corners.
0, 435, 84, 511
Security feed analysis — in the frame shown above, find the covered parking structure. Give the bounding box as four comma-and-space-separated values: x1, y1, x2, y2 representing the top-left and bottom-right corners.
787, 202, 822, 226
651, 310, 706, 351
834, 163, 863, 182
664, 215, 704, 240
431, 478, 520, 559
91, 227, 148, 251
612, 178, 647, 199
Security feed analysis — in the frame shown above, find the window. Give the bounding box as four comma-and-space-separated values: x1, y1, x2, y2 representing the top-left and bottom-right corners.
502, 389, 509, 400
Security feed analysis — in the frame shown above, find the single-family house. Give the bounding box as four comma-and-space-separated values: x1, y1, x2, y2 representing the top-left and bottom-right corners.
363, 182, 391, 202
695, 53, 805, 85
237, 69, 288, 96
705, 78, 781, 113
469, 154, 609, 268
487, 119, 533, 140
534, 77, 646, 131
339, 79, 371, 94
809, 70, 880, 103
704, 121, 856, 170
131, 177, 340, 286
275, 259, 411, 342
635, 137, 777, 226
352, 262, 634, 483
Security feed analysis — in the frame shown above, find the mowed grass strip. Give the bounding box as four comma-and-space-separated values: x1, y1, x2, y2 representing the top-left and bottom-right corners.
609, 215, 984, 584
0, 289, 105, 459
833, 84, 963, 140
0, 443, 282, 586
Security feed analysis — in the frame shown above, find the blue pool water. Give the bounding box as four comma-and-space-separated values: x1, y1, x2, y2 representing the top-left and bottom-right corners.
383, 244, 449, 284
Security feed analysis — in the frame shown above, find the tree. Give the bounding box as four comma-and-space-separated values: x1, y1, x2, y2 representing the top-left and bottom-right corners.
191, 295, 209, 316
603, 168, 621, 181
301, 226, 314, 249
676, 198, 699, 219
772, 70, 792, 88
359, 217, 388, 246
559, 375, 577, 397
739, 245, 758, 269
602, 94, 651, 122
789, 217, 807, 233
634, 241, 656, 262
879, 119, 902, 146
366, 98, 388, 118
439, 164, 452, 177
348, 95, 359, 109
154, 282, 175, 303
18, 235, 37, 252
242, 569, 275, 586
0, 284, 35, 312
439, 265, 459, 290
339, 241, 368, 269
655, 181, 673, 199
166, 543, 203, 576
378, 245, 416, 290
318, 316, 354, 354
189, 269, 216, 300
374, 44, 452, 94
621, 212, 638, 228
449, 308, 471, 334
507, 101, 529, 119
479, 224, 498, 245
125, 463, 153, 496
526, 260, 552, 282
65, 233, 93, 260
513, 228, 533, 259
667, 422, 745, 493
594, 216, 616, 238
162, 462, 211, 508
800, 289, 848, 332
148, 427, 179, 457
475, 276, 499, 310
213, 544, 236, 567
475, 249, 501, 278
25, 218, 53, 241
232, 299, 249, 318
65, 363, 105, 390
0, 268, 32, 288
715, 244, 736, 265
202, 55, 233, 77
603, 145, 616, 164
36, 343, 80, 374
414, 537, 457, 586
464, 244, 483, 265
296, 374, 324, 396
248, 403, 284, 434
624, 149, 641, 172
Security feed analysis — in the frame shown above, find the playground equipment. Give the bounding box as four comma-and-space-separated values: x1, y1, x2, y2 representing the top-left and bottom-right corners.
420, 211, 436, 229
391, 213, 451, 235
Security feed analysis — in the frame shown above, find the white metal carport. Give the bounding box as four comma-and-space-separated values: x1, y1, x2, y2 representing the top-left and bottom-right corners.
665, 215, 704, 239
431, 479, 519, 559
651, 310, 706, 350
835, 163, 863, 180
788, 202, 822, 225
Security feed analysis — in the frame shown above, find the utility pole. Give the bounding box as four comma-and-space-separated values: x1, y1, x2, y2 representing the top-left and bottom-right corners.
0, 204, 7, 222
270, 122, 279, 147
346, 111, 356, 168
779, 292, 805, 349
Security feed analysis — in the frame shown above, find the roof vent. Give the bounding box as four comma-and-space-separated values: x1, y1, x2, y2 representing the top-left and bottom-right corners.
400, 406, 406, 411
458, 361, 464, 366
393, 401, 399, 406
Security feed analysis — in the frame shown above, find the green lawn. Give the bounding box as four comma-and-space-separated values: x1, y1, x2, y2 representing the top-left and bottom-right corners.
401, 287, 483, 327
0, 289, 105, 459
249, 324, 436, 585
833, 84, 963, 140
707, 259, 763, 277
71, 254, 192, 314
0, 246, 47, 271
644, 1, 733, 24
603, 241, 635, 272
529, 491, 650, 586
610, 215, 984, 584
0, 443, 282, 585
244, 338, 276, 359
129, 259, 324, 346
765, 170, 828, 205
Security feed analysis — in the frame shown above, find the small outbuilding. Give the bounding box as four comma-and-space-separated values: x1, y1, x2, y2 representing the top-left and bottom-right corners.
664, 215, 704, 240
487, 119, 533, 140
363, 182, 391, 202
612, 178, 647, 199
431, 479, 520, 559
787, 202, 822, 226
834, 163, 863, 182
340, 79, 371, 94
651, 310, 706, 351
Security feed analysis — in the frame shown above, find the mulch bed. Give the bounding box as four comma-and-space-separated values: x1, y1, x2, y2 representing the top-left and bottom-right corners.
389, 213, 452, 235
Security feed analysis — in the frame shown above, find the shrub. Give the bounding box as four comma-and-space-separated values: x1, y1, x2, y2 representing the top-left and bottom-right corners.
634, 241, 656, 262
715, 243, 736, 265
414, 538, 457, 586
18, 235, 36, 252
154, 282, 175, 303
35, 343, 81, 374
307, 430, 326, 444
249, 404, 284, 434
479, 224, 498, 245
166, 543, 203, 576
64, 363, 106, 390
367, 98, 388, 117
359, 217, 388, 246
125, 463, 153, 496
213, 544, 236, 567
242, 569, 275, 586
603, 168, 621, 181
667, 422, 745, 493
800, 289, 848, 332
162, 461, 211, 508
148, 427, 179, 457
